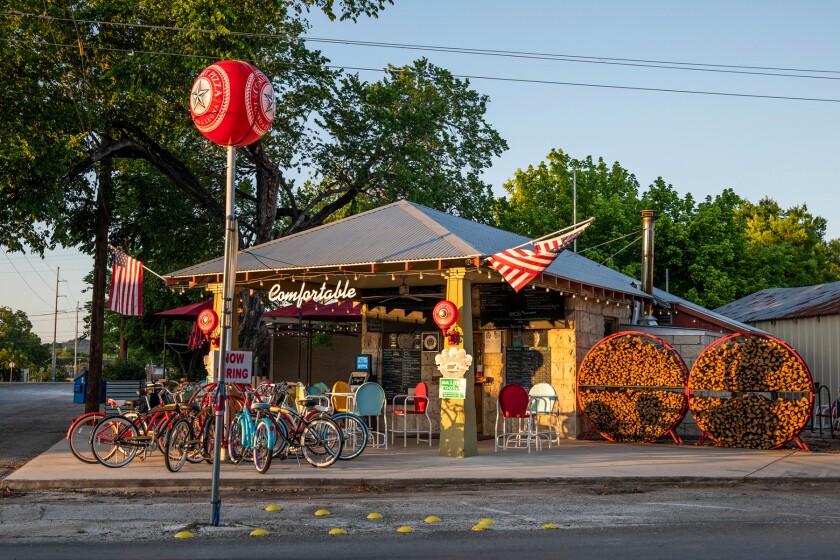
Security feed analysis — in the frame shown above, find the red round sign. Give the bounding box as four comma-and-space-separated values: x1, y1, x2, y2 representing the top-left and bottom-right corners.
432, 300, 458, 330
190, 60, 275, 147
197, 309, 219, 334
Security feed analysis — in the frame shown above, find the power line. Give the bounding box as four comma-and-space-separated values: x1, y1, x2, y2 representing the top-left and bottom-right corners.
24, 41, 840, 104
2, 251, 54, 307
7, 11, 840, 79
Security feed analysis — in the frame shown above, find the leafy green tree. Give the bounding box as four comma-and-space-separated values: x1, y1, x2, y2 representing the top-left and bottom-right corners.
495, 149, 642, 273
0, 307, 51, 378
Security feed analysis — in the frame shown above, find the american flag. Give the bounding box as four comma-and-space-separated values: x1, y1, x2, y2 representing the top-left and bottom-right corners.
108, 249, 144, 315
488, 221, 592, 292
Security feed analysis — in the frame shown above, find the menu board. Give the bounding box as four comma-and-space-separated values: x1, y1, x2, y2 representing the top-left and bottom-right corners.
504, 347, 551, 390
478, 284, 565, 329
382, 349, 422, 401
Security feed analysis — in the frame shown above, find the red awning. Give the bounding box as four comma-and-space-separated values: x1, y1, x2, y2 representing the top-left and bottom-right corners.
154, 300, 213, 321
264, 300, 361, 322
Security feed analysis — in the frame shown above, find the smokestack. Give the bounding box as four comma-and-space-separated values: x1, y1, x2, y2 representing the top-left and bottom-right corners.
639, 210, 657, 326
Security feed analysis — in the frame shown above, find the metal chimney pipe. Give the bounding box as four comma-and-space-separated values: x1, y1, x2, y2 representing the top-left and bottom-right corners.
640, 210, 657, 320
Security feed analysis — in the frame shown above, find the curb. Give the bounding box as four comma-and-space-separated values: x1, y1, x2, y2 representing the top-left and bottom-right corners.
5, 476, 840, 493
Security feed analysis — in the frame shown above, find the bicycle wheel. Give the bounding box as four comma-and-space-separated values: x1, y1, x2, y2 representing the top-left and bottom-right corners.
185, 417, 205, 464
300, 416, 342, 468
92, 416, 139, 468
68, 413, 107, 464
253, 419, 273, 474
270, 415, 291, 458
228, 415, 246, 465
164, 418, 190, 473
332, 413, 368, 461
200, 415, 216, 464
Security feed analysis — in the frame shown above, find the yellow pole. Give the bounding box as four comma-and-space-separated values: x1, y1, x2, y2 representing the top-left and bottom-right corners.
438, 268, 478, 458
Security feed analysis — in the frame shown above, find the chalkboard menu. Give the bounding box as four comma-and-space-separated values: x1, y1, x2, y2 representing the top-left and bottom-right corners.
504, 347, 551, 390
479, 284, 565, 329
382, 349, 422, 401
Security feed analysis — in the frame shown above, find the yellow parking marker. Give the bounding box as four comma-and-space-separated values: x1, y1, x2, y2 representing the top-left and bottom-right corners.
314, 509, 331, 516
264, 505, 282, 512
478, 518, 495, 526
174, 531, 195, 539
542, 523, 559, 529
424, 515, 441, 523
329, 528, 347, 535
471, 524, 488, 531
250, 529, 269, 537
397, 526, 414, 533
367, 512, 383, 519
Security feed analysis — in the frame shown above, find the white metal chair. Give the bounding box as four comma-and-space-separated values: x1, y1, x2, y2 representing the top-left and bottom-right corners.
528, 382, 560, 445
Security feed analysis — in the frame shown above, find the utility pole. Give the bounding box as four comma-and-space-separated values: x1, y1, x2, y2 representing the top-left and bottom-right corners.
74, 302, 80, 376
573, 169, 578, 252
51, 267, 59, 382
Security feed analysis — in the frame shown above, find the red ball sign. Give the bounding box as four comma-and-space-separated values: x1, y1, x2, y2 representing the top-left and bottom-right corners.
432, 300, 458, 330
190, 60, 275, 147
197, 309, 219, 334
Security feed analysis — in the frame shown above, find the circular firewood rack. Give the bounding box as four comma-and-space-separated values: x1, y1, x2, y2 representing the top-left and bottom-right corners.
577, 331, 689, 444
687, 332, 814, 450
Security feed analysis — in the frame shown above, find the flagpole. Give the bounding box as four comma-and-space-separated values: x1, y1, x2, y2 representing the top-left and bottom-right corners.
501, 217, 595, 254
106, 245, 167, 282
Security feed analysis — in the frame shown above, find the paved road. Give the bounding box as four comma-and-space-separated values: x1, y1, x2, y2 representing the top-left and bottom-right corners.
0, 383, 78, 479
1, 484, 839, 558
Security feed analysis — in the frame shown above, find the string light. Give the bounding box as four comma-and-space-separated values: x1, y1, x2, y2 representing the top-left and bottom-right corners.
259, 280, 264, 287
419, 271, 423, 279
292, 276, 296, 283
487, 269, 492, 278
325, 274, 329, 281
391, 273, 395, 281
545, 287, 549, 292
354, 273, 358, 280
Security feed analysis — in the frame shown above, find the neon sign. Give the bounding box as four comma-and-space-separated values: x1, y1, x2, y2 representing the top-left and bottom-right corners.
267, 279, 356, 307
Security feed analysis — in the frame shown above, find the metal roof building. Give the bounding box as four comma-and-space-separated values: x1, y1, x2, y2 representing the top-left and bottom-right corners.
716, 282, 840, 397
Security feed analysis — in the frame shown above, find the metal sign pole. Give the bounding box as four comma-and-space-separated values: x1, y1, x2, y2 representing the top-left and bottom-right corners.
210, 145, 237, 526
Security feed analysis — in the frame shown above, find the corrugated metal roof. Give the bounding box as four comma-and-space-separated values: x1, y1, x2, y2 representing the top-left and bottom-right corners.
658, 288, 763, 333
715, 282, 840, 322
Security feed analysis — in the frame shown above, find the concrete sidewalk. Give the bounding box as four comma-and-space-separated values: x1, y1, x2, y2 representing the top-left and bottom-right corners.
5, 436, 840, 492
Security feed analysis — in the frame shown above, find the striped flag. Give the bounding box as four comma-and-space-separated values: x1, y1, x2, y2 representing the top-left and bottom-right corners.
108, 249, 144, 315
488, 221, 591, 292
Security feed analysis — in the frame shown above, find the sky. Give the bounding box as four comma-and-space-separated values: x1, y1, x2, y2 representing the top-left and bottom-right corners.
3, 0, 839, 343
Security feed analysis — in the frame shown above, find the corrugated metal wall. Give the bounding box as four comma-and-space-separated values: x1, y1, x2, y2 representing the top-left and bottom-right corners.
752, 315, 840, 397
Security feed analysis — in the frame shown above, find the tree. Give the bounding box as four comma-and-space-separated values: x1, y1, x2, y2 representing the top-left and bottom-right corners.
495, 149, 642, 274
0, 307, 51, 379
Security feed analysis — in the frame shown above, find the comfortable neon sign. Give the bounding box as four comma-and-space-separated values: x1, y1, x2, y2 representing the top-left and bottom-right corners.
267, 279, 356, 307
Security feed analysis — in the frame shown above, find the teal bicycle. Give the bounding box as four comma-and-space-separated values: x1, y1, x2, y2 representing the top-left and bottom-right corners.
228, 399, 274, 474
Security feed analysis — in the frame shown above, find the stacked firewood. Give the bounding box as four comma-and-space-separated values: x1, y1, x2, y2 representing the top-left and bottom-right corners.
690, 335, 811, 391
579, 388, 686, 443
691, 394, 811, 449
689, 334, 813, 449
578, 333, 686, 388
578, 333, 688, 442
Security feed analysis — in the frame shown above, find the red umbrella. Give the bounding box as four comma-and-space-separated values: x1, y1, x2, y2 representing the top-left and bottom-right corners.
264, 300, 361, 322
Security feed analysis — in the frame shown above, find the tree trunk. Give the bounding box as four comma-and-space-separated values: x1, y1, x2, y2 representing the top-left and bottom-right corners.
119, 316, 127, 359
85, 159, 112, 413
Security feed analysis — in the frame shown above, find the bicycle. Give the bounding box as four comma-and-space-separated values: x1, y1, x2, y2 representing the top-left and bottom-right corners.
263, 382, 344, 468
90, 384, 186, 468
294, 393, 369, 461
228, 398, 275, 474
162, 402, 212, 472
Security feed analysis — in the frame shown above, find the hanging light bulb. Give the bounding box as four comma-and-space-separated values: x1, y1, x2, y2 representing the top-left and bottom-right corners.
260, 280, 264, 287
545, 287, 549, 292
419, 271, 424, 279
292, 276, 296, 282
354, 273, 358, 281
325, 274, 329, 281
487, 269, 492, 278
391, 273, 395, 281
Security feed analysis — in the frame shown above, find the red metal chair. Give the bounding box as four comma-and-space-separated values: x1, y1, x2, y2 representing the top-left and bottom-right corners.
495, 383, 547, 453
391, 382, 432, 447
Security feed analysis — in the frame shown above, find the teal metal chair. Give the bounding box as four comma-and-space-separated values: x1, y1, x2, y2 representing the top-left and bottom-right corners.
528, 382, 559, 446
355, 382, 388, 449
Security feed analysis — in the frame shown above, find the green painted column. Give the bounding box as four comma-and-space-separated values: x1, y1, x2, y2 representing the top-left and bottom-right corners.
438, 268, 478, 458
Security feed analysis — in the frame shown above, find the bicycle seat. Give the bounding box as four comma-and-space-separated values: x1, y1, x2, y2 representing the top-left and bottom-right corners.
252, 402, 271, 411
177, 402, 201, 412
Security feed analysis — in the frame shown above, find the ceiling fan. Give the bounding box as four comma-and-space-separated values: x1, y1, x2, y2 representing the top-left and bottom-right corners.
362, 277, 444, 305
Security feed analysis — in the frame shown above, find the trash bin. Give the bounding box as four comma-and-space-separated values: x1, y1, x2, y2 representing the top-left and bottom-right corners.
73, 371, 106, 404
73, 371, 87, 404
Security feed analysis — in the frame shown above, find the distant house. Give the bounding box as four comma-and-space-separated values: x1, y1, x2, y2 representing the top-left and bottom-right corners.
715, 282, 840, 396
